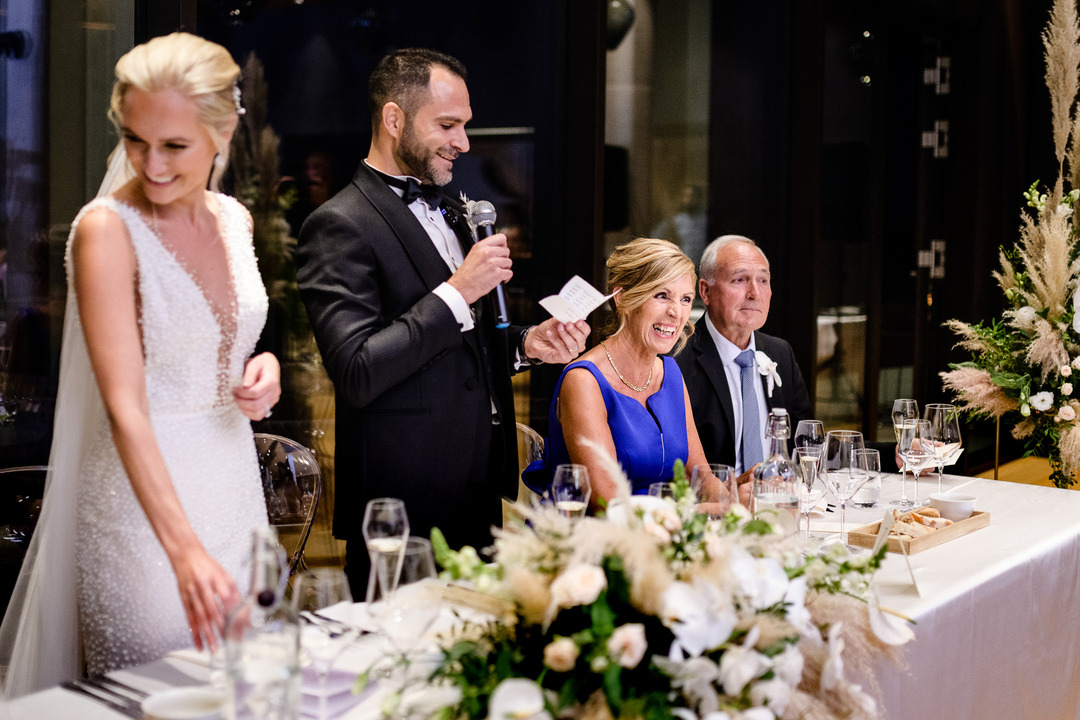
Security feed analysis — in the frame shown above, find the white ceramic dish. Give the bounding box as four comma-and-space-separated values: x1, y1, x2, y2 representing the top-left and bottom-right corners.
141, 686, 225, 720
929, 492, 976, 521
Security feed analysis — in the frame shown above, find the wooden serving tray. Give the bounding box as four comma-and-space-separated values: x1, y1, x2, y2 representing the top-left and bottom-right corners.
848, 510, 990, 554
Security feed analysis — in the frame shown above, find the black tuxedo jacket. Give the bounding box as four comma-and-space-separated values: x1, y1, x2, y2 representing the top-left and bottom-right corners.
296, 162, 521, 551
676, 327, 812, 467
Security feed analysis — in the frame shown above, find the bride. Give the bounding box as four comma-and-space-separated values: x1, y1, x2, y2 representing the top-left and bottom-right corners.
0, 32, 278, 696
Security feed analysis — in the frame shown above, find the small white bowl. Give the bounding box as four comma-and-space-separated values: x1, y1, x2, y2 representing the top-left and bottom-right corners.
929, 492, 976, 521
141, 687, 225, 720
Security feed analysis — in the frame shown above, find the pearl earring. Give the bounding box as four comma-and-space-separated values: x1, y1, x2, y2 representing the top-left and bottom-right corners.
214, 154, 225, 169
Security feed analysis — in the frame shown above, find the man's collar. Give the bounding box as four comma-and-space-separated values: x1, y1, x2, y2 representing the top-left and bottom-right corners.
703, 314, 756, 364
363, 159, 442, 209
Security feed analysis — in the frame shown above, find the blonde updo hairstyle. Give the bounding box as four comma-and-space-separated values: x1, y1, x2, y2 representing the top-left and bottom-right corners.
604, 238, 697, 354
108, 32, 241, 191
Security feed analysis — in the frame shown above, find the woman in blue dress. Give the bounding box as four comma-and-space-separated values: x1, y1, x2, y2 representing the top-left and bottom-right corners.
529, 238, 733, 507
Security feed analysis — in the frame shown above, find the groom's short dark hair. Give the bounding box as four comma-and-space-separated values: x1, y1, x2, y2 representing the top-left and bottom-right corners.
368, 48, 467, 128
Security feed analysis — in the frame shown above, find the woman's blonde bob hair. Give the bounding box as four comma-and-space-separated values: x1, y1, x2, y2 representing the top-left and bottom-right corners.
604, 237, 697, 354
108, 32, 241, 191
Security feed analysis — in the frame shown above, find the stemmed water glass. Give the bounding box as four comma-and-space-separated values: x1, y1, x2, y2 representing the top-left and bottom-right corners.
794, 420, 826, 453
550, 464, 591, 519
898, 419, 936, 505
793, 447, 825, 540
821, 430, 869, 552
370, 537, 441, 697
891, 399, 919, 507
853, 448, 881, 508
361, 498, 410, 603
292, 569, 359, 720
925, 403, 963, 493
691, 463, 735, 516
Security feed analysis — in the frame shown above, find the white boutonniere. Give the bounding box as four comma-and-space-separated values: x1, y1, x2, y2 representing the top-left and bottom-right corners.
755, 350, 782, 398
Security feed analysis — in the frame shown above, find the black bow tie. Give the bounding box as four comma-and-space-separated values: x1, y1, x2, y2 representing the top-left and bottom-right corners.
377, 171, 443, 210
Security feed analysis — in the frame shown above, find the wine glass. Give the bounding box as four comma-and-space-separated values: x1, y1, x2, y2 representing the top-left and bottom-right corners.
821, 430, 868, 552
371, 537, 441, 689
691, 463, 735, 516
794, 420, 826, 452
924, 403, 962, 493
853, 448, 881, 508
891, 399, 919, 507
361, 498, 410, 603
898, 419, 935, 506
292, 569, 359, 720
648, 482, 674, 499
550, 464, 591, 519
793, 447, 825, 540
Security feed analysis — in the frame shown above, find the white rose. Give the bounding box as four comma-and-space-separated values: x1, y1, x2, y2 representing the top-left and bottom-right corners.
748, 678, 791, 716
607, 623, 648, 668
718, 626, 770, 696
1060, 405, 1077, 422
1017, 306, 1037, 323
1063, 365, 1073, 377
730, 549, 789, 609
1073, 356, 1080, 371
487, 679, 550, 720
543, 637, 579, 672
550, 564, 606, 608
1063, 383, 1074, 397
1031, 391, 1055, 412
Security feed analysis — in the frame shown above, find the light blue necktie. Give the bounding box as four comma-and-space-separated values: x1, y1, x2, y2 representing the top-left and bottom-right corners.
735, 349, 763, 473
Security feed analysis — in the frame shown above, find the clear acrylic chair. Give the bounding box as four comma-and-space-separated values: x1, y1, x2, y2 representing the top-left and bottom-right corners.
503, 422, 545, 525
0, 465, 47, 616
253, 433, 322, 576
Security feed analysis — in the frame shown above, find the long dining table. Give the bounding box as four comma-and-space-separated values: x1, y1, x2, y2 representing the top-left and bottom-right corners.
7, 471, 1080, 720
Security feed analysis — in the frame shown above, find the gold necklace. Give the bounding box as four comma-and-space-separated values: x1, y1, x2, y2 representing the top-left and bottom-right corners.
600, 340, 653, 393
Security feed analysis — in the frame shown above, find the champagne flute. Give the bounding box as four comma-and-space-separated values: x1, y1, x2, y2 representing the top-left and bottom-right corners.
361, 498, 409, 603
292, 569, 358, 720
898, 419, 935, 506
891, 399, 919, 507
551, 464, 591, 519
821, 430, 868, 552
794, 420, 826, 452
924, 403, 962, 493
793, 446, 825, 540
691, 463, 735, 516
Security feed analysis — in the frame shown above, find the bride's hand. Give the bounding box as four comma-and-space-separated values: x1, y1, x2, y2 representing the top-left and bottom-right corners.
234, 352, 281, 420
172, 547, 240, 652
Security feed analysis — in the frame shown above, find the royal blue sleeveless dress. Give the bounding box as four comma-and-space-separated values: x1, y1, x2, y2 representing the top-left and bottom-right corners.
524, 356, 690, 495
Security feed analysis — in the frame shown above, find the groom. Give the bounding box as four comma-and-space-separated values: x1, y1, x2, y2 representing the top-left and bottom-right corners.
677, 235, 812, 478
296, 48, 588, 596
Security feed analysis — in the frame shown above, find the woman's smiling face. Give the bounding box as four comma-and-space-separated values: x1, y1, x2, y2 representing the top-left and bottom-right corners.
624, 272, 696, 354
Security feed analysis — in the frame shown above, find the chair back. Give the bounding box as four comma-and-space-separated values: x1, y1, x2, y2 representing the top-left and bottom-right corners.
253, 433, 321, 576
503, 423, 545, 526
0, 465, 47, 616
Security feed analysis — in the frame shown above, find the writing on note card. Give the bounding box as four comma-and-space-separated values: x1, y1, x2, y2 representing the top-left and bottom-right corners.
538, 276, 615, 323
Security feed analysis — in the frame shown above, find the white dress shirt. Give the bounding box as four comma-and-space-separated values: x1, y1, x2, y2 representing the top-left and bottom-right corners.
703, 314, 768, 474
364, 160, 473, 331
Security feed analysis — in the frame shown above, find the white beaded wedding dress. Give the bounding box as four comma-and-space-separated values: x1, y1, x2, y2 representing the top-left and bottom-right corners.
0, 188, 269, 696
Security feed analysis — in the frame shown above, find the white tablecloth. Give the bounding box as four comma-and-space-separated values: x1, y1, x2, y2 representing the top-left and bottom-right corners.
9, 473, 1080, 720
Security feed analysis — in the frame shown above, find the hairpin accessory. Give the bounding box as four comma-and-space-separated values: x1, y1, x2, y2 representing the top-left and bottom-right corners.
233, 84, 246, 116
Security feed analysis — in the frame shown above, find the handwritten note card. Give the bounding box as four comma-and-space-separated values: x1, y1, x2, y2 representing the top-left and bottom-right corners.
539, 276, 615, 323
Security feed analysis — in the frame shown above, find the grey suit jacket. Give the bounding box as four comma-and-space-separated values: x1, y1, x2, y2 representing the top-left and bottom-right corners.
676, 327, 812, 467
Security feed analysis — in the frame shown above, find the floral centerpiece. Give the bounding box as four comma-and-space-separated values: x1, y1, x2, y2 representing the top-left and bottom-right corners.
941, 0, 1080, 488
404, 458, 911, 720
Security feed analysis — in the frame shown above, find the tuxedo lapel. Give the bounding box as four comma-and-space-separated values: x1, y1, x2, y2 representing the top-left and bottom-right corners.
352, 164, 451, 291
694, 330, 737, 437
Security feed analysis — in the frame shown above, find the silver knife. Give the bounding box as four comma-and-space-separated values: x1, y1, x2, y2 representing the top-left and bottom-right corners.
86, 674, 149, 700
60, 680, 143, 718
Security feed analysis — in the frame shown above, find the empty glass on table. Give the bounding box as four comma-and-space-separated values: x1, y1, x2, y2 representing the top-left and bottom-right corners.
821, 430, 869, 552
852, 448, 881, 508
292, 568, 359, 720
794, 419, 826, 453
897, 419, 936, 505
924, 403, 962, 493
691, 463, 735, 516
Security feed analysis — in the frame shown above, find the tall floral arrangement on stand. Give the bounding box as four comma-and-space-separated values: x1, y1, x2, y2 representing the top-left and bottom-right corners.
410, 460, 911, 720
941, 0, 1080, 488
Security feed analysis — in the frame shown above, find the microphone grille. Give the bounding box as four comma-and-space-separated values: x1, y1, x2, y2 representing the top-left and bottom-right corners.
467, 199, 498, 227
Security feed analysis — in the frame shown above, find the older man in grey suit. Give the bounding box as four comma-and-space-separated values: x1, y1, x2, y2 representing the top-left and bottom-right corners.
677, 235, 812, 479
